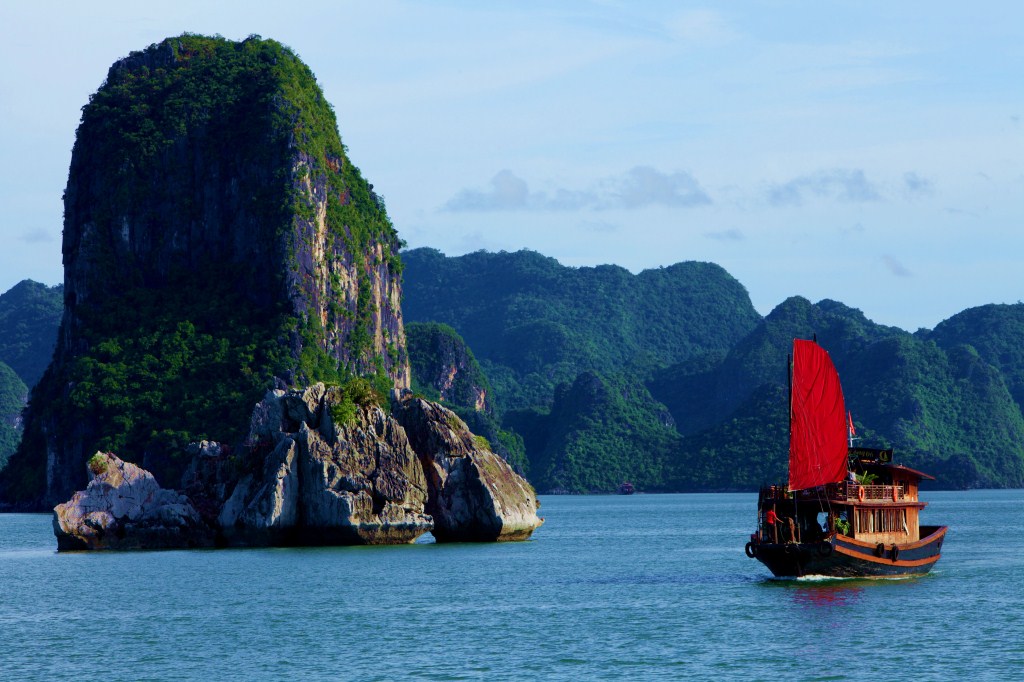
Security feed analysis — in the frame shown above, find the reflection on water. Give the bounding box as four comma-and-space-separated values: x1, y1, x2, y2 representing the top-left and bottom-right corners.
759, 576, 877, 609
789, 583, 865, 608
762, 573, 929, 612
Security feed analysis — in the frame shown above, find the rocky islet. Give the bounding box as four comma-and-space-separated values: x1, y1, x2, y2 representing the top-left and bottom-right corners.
55, 384, 543, 549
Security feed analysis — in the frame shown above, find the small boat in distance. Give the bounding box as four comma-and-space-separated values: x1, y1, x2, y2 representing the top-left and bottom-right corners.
744, 339, 947, 578
617, 481, 635, 495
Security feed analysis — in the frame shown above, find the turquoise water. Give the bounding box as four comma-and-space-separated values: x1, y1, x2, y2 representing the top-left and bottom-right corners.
1, 491, 1021, 680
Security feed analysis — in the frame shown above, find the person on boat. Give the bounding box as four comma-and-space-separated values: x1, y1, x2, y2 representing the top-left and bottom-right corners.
765, 506, 789, 543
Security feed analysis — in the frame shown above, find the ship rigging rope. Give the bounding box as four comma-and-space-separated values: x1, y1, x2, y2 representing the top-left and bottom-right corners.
805, 478, 838, 542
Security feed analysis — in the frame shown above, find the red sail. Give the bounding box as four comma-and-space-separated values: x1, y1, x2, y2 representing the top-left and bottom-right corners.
789, 339, 848, 491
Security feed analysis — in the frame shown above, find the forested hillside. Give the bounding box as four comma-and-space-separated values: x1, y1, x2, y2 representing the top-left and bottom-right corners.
405, 250, 1024, 491
402, 247, 760, 491
0, 280, 63, 387
0, 363, 28, 468
402, 247, 761, 410
0, 282, 62, 471
658, 298, 1024, 489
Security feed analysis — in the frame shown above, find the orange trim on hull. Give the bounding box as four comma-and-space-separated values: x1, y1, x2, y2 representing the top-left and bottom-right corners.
833, 544, 941, 568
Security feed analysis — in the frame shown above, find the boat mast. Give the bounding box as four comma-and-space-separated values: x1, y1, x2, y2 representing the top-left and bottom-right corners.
787, 352, 793, 446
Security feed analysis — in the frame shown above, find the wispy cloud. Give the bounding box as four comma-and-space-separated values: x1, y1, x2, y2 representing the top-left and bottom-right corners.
579, 220, 618, 233
945, 207, 981, 218
882, 255, 912, 277
443, 166, 711, 212
704, 228, 744, 241
606, 166, 711, 208
18, 227, 53, 243
768, 168, 882, 206
666, 9, 738, 46
902, 171, 934, 197
443, 170, 534, 211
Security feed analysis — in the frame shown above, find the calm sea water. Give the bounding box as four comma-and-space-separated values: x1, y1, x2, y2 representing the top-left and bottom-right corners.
1, 491, 1021, 681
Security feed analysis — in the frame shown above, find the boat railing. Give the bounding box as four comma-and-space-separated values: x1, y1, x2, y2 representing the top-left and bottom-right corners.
778, 482, 906, 503
847, 483, 904, 502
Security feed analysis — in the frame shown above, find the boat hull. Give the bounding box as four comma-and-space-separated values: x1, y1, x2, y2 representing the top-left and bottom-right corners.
749, 525, 947, 578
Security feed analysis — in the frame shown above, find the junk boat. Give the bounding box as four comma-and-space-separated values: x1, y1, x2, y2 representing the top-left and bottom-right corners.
745, 339, 947, 578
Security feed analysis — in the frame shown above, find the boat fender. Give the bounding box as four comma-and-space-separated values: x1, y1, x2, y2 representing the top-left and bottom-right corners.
745, 542, 757, 559
817, 541, 833, 557
891, 544, 900, 562
857, 486, 866, 502
874, 543, 885, 557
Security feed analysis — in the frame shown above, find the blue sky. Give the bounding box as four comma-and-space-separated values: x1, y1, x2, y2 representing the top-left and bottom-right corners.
0, 1, 1021, 330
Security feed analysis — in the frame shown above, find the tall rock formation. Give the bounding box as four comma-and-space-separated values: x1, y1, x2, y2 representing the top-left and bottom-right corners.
2, 35, 409, 508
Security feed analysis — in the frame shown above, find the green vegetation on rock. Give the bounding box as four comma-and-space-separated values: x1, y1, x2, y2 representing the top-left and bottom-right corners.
327, 376, 387, 428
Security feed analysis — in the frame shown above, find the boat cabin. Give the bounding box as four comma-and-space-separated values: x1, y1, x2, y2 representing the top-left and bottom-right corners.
758, 447, 934, 546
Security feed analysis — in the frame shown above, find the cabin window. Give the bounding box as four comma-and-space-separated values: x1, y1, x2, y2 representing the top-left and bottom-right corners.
855, 508, 907, 534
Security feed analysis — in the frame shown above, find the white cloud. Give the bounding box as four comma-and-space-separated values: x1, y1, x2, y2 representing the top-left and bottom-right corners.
704, 228, 744, 241
665, 9, 738, 46
443, 170, 532, 211
605, 166, 711, 209
579, 220, 617, 233
18, 227, 54, 243
902, 171, 934, 197
882, 255, 912, 277
768, 169, 882, 206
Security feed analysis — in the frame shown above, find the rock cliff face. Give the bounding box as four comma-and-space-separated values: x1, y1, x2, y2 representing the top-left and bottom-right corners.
407, 322, 491, 412
394, 397, 543, 542
4, 35, 409, 508
185, 384, 433, 546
